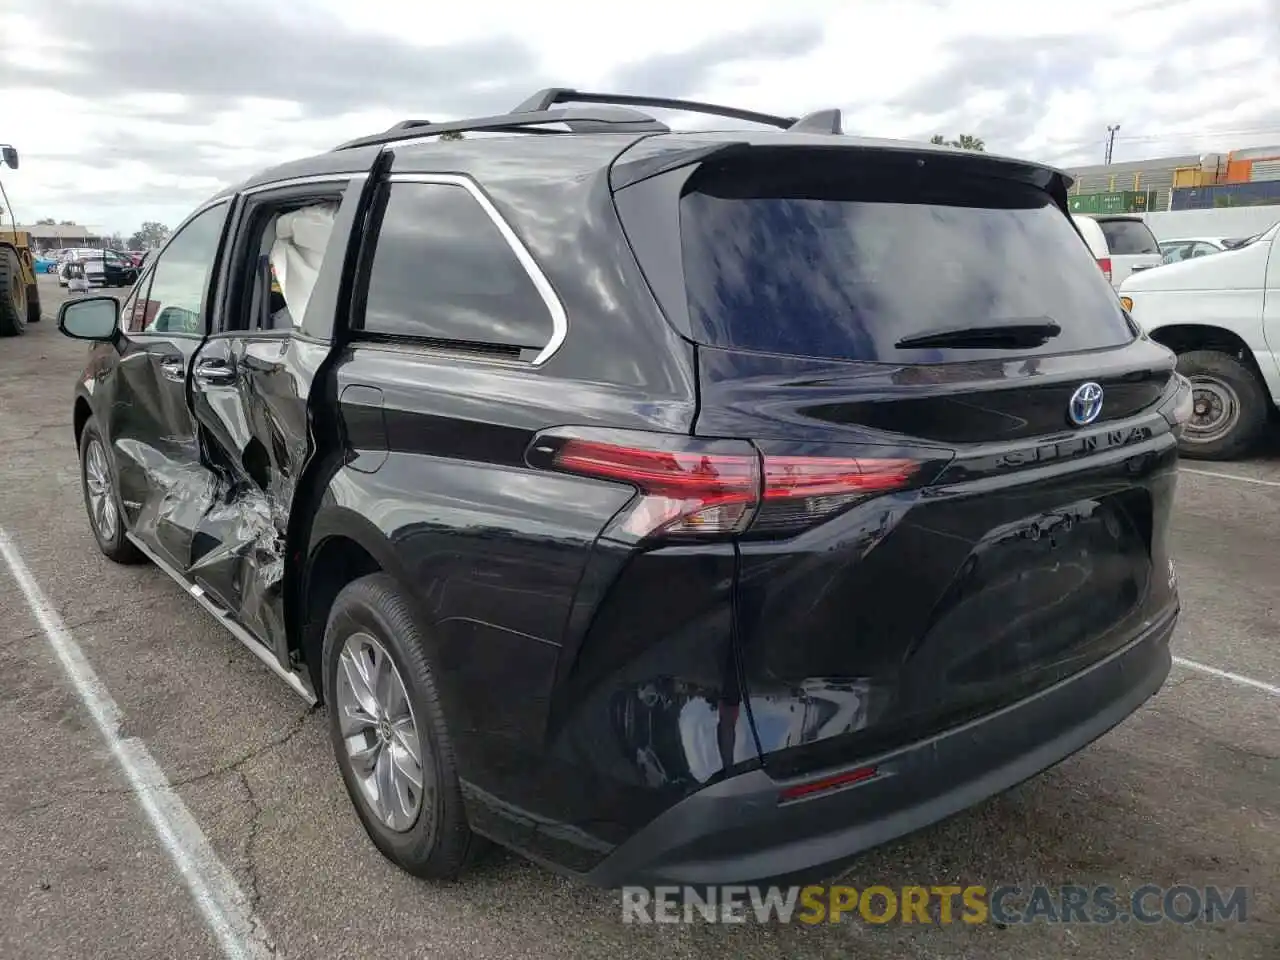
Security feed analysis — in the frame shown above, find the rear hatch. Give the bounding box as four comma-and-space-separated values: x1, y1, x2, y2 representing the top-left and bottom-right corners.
1096, 216, 1163, 285
81, 253, 105, 280
617, 144, 1184, 774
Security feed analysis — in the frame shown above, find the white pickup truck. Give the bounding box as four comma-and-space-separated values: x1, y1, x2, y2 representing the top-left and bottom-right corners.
1119, 221, 1280, 460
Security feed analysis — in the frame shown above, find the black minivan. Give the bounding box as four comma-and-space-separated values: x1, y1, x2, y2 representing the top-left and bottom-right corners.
58, 90, 1189, 887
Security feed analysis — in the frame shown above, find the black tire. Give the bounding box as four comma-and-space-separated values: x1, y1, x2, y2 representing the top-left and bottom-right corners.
78, 419, 146, 564
1175, 349, 1270, 461
25, 282, 41, 323
0, 246, 26, 336
323, 573, 484, 880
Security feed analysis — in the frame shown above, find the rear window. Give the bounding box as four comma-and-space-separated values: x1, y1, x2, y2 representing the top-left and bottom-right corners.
1097, 219, 1160, 255
678, 154, 1135, 363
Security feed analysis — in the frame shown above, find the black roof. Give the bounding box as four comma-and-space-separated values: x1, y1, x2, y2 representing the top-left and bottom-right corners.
217, 88, 1072, 197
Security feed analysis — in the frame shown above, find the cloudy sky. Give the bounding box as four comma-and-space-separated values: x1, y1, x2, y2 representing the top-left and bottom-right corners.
2, 0, 1278, 235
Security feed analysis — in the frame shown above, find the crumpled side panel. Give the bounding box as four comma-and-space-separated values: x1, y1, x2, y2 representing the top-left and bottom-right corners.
184, 336, 325, 656
114, 436, 219, 570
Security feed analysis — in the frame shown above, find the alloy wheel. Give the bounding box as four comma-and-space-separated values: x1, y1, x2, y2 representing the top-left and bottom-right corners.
84, 438, 118, 543
335, 632, 426, 833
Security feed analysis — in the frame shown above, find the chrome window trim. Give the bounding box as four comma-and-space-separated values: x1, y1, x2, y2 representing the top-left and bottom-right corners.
384, 172, 567, 366
241, 172, 364, 195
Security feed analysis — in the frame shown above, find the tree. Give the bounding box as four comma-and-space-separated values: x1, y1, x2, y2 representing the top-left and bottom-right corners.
128, 221, 170, 251
36, 216, 56, 225
930, 133, 986, 151
438, 130, 465, 141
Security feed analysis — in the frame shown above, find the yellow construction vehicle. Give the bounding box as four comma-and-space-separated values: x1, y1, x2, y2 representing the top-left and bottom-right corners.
0, 144, 42, 336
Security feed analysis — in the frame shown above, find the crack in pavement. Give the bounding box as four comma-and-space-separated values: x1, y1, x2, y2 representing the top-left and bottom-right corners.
236, 768, 278, 957
171, 706, 318, 790
10, 707, 319, 820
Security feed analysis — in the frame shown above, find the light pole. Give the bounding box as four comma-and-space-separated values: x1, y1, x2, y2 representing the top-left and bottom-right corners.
1105, 124, 1121, 164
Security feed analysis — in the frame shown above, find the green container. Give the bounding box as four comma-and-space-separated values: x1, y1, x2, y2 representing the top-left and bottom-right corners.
1067, 191, 1156, 215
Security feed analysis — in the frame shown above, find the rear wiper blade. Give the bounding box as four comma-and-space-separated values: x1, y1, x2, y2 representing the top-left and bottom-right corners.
895, 319, 1062, 350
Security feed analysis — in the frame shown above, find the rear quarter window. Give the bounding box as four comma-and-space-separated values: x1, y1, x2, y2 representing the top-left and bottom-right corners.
357, 180, 555, 352
678, 153, 1135, 363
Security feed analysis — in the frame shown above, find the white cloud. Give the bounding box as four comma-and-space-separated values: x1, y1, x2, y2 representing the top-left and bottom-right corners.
1, 0, 1277, 236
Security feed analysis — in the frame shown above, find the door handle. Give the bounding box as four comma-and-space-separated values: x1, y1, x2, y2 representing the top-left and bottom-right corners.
194, 358, 237, 386
158, 357, 186, 383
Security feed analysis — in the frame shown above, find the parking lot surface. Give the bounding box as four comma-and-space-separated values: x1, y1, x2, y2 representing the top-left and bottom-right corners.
1, 276, 1276, 959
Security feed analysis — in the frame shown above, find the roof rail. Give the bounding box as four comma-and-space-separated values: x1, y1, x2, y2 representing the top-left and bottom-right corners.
512, 88, 806, 131
332, 106, 669, 151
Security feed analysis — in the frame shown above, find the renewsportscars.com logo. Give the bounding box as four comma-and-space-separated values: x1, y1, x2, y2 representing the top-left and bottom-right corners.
621, 884, 1250, 926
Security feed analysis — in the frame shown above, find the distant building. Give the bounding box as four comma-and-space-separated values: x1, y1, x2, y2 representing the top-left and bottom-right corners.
12, 222, 111, 252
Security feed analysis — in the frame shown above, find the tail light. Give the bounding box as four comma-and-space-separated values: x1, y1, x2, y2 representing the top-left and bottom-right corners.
530, 429, 926, 542
1098, 257, 1113, 281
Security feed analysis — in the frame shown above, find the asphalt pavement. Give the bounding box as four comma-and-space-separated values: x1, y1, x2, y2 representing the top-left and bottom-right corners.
1, 275, 1276, 959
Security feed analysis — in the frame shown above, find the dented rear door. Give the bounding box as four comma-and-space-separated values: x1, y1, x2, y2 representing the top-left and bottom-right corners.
185, 175, 368, 657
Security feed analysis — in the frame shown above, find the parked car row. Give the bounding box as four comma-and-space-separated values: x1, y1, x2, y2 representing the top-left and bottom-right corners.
51, 247, 140, 289
1158, 236, 1243, 263
1070, 213, 1163, 286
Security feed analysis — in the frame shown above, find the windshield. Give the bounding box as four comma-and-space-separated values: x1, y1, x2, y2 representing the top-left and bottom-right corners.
678, 153, 1134, 363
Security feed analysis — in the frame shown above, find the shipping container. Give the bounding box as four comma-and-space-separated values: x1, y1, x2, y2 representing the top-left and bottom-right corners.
1067, 190, 1157, 214
1170, 181, 1280, 210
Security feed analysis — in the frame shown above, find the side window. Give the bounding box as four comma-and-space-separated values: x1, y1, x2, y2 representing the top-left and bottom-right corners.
358, 181, 555, 350
141, 202, 230, 336
232, 197, 342, 333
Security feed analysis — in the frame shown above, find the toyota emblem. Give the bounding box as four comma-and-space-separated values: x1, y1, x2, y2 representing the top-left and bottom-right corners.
1068, 382, 1104, 426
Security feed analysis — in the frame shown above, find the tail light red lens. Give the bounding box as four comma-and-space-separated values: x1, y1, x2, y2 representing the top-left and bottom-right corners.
1098, 256, 1112, 281
538, 431, 923, 541
552, 439, 758, 538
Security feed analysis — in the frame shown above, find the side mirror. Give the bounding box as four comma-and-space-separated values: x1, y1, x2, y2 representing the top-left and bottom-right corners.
1, 146, 17, 170
58, 296, 120, 341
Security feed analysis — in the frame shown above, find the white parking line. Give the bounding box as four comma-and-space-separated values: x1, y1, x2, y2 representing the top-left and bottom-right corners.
0, 529, 272, 960
1179, 467, 1280, 488
1173, 655, 1280, 698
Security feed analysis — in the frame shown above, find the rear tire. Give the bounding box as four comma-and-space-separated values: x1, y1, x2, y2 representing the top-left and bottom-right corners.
323, 573, 485, 880
1175, 349, 1269, 460
0, 246, 26, 336
79, 419, 146, 564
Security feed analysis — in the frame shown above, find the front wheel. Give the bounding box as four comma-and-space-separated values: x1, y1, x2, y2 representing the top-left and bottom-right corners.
1175, 349, 1270, 460
79, 419, 146, 564
323, 573, 485, 880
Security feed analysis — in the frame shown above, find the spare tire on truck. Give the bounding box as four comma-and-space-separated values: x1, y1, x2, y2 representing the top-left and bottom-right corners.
0, 244, 28, 336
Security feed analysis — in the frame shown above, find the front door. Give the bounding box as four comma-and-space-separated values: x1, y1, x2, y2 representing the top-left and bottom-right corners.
104, 200, 232, 572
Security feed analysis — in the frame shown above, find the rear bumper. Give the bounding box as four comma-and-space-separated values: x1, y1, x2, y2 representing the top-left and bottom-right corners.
585, 603, 1176, 888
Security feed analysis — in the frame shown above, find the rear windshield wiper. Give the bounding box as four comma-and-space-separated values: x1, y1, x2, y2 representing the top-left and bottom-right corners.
894, 319, 1062, 350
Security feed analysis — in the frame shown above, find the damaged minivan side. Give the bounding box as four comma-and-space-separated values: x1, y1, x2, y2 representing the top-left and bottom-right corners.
61, 89, 1183, 889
